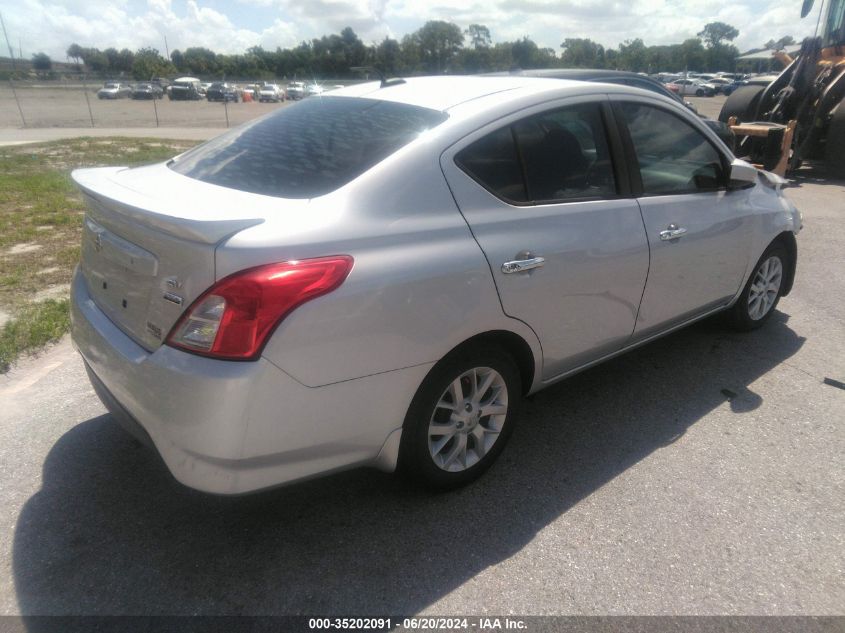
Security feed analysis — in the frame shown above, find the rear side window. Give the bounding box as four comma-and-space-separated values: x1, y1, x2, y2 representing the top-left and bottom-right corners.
456, 102, 616, 204
619, 102, 727, 195
455, 127, 527, 203
170, 97, 448, 199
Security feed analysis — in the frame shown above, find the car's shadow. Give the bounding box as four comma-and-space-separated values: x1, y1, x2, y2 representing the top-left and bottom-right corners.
786, 161, 845, 188
13, 313, 804, 616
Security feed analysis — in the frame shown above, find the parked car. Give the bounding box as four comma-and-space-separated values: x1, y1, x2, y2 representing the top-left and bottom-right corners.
721, 80, 748, 96
131, 83, 164, 99
306, 83, 325, 96
70, 76, 800, 494
97, 82, 131, 99
705, 77, 734, 94
287, 81, 306, 100
717, 73, 748, 82
491, 68, 735, 149
258, 83, 284, 102
241, 84, 259, 100
657, 73, 682, 84
206, 82, 241, 102
169, 77, 203, 101
667, 78, 715, 97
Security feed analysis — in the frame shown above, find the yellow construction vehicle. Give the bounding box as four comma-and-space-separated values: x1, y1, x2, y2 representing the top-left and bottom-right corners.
719, 0, 845, 176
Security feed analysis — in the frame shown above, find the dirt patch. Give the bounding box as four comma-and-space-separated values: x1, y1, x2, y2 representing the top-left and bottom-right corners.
7, 243, 43, 255
32, 284, 71, 303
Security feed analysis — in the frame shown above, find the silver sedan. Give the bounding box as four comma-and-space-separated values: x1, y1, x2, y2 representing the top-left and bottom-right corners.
70, 76, 801, 493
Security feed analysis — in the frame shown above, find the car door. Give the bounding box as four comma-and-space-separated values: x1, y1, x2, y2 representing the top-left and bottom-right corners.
441, 97, 650, 379
611, 97, 755, 340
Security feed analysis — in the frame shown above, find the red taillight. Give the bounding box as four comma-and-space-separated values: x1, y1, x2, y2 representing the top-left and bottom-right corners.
166, 255, 353, 360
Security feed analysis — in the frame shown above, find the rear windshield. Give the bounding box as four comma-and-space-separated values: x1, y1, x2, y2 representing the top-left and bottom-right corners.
169, 96, 448, 198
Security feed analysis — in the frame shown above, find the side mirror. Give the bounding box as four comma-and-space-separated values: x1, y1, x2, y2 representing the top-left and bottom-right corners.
729, 158, 758, 189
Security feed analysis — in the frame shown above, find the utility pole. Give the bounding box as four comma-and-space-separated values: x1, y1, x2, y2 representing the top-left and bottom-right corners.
164, 34, 170, 59
0, 11, 16, 70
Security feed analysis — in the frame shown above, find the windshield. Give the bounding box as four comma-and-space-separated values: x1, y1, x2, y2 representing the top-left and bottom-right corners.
169, 96, 448, 199
823, 0, 845, 45
104, 84, 118, 89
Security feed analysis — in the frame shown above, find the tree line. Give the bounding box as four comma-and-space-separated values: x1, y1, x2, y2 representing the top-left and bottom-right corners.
52, 20, 788, 81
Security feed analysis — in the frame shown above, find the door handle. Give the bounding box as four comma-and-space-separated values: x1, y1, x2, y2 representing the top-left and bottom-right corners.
659, 224, 688, 241
502, 257, 545, 274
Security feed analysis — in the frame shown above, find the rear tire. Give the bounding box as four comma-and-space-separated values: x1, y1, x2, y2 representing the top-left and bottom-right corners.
398, 347, 521, 490
823, 97, 845, 179
719, 85, 765, 123
726, 242, 789, 331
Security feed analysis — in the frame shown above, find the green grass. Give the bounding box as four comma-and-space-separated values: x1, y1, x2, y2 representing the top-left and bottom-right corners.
0, 137, 199, 373
0, 299, 70, 373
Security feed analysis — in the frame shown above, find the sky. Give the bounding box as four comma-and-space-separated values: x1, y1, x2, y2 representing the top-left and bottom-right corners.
0, 0, 824, 62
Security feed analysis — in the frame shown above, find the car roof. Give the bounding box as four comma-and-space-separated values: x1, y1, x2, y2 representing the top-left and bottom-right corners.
492, 68, 653, 82
327, 75, 611, 112
516, 68, 685, 91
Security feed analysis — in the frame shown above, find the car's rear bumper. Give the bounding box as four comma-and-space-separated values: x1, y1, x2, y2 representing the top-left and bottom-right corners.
70, 268, 428, 494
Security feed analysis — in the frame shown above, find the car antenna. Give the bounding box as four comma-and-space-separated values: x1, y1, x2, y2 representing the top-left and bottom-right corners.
350, 66, 406, 88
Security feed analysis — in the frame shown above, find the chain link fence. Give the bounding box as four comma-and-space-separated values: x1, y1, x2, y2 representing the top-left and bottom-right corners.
0, 77, 300, 129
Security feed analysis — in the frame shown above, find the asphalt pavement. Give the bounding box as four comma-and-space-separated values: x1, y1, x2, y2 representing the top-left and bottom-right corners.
0, 163, 843, 617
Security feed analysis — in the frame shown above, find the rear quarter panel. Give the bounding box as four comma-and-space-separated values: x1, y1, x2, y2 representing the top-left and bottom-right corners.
214, 139, 543, 388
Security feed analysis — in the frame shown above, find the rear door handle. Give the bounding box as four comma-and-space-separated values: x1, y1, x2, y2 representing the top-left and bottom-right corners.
502, 257, 545, 274
659, 224, 688, 241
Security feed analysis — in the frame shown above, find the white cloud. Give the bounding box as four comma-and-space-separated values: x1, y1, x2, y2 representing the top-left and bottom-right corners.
1, 0, 822, 62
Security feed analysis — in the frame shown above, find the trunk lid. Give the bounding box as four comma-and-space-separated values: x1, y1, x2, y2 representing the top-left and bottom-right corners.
73, 162, 271, 351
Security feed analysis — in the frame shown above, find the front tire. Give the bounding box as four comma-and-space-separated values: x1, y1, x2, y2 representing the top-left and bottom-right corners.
727, 243, 789, 330
398, 347, 521, 489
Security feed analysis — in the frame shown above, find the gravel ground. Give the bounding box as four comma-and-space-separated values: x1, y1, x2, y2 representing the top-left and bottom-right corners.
0, 162, 842, 617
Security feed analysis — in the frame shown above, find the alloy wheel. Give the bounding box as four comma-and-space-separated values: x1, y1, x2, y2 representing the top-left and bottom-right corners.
747, 256, 783, 320
427, 367, 509, 472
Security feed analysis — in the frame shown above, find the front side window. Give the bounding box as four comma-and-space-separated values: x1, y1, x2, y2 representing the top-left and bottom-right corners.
456, 102, 616, 204
170, 97, 448, 199
619, 102, 727, 195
